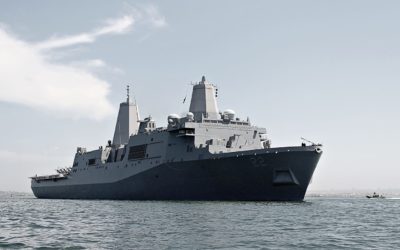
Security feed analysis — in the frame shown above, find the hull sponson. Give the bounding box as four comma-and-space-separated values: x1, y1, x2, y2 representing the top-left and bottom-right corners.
31, 148, 321, 201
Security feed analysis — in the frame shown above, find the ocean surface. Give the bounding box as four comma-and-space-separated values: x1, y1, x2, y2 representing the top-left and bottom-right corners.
0, 192, 399, 249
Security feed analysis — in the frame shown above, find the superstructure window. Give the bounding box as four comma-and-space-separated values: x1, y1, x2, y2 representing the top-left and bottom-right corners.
128, 144, 147, 160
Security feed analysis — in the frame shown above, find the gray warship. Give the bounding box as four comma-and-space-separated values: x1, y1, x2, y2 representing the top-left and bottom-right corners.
31, 76, 322, 201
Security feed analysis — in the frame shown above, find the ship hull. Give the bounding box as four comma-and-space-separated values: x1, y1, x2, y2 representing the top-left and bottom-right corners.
32, 148, 321, 201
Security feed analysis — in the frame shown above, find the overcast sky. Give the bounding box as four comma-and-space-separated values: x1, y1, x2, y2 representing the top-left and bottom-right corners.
1, 0, 399, 192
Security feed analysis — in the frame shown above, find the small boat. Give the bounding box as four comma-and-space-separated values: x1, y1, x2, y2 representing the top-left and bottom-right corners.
366, 192, 385, 199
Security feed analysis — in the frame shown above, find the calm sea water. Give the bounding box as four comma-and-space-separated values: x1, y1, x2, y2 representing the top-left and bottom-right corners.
0, 192, 399, 249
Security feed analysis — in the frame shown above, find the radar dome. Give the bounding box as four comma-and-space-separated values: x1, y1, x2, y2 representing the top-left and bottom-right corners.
223, 109, 235, 120
186, 112, 194, 121
168, 114, 180, 124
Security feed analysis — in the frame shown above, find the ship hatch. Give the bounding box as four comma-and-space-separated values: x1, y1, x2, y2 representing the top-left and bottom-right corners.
128, 144, 147, 160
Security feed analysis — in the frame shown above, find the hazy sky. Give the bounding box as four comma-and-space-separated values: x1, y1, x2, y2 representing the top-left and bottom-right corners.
1, 0, 399, 192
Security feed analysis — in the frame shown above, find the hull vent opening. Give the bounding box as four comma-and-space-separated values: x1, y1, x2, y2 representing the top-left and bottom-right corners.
273, 169, 299, 186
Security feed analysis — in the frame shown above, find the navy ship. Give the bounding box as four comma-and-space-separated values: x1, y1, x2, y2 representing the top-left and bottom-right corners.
31, 76, 322, 201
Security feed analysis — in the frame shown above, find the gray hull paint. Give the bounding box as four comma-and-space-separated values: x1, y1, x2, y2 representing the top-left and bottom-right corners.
32, 149, 321, 201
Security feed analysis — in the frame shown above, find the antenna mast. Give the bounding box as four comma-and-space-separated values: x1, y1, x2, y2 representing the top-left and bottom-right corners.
126, 85, 130, 103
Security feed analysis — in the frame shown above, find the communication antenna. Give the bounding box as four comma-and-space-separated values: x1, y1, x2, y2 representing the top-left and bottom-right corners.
182, 82, 192, 104
126, 85, 130, 103
127, 84, 136, 104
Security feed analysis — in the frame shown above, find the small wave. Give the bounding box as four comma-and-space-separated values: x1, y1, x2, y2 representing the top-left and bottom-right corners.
35, 247, 85, 250
64, 246, 86, 250
28, 222, 48, 229
0, 241, 26, 248
386, 197, 400, 200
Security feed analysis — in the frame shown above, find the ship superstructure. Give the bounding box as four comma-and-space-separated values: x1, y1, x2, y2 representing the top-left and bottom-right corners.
31, 77, 322, 201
